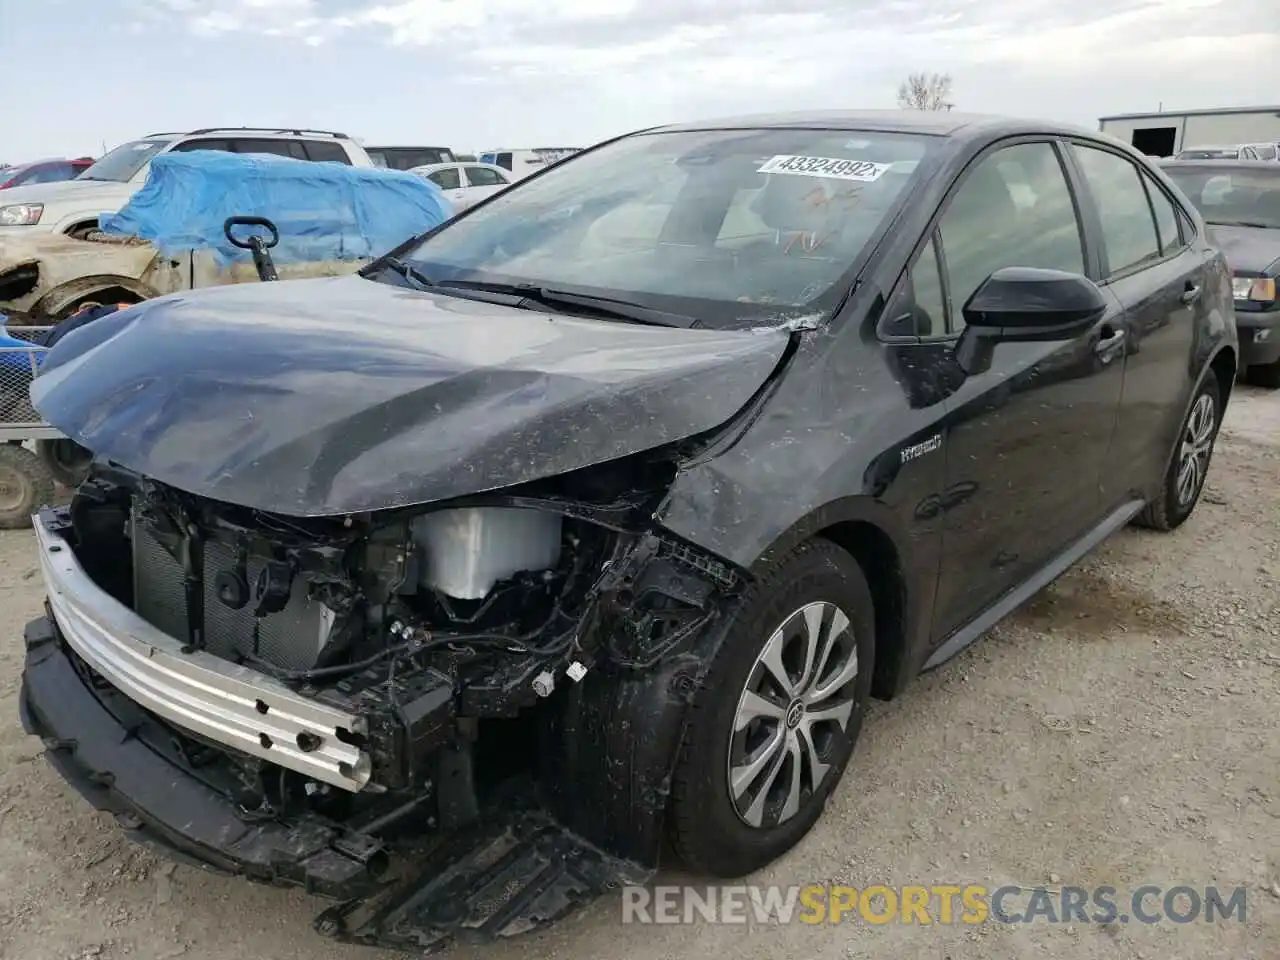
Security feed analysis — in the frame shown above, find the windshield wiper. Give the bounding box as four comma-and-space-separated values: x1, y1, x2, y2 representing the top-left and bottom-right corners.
432, 279, 702, 328
1207, 219, 1275, 229
375, 256, 436, 290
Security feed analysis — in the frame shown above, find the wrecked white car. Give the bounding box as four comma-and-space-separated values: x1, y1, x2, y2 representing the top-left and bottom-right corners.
0, 149, 451, 324
0, 230, 336, 323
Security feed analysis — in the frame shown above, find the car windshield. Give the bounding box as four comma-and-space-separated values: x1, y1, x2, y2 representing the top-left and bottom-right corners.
1164, 165, 1280, 229
394, 128, 935, 328
369, 147, 453, 169
79, 138, 171, 182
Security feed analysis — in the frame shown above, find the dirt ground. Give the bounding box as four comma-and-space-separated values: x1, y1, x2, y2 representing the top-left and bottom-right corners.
0, 388, 1277, 960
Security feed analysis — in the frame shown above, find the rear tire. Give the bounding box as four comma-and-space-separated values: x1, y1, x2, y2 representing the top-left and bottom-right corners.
668, 538, 875, 877
1134, 374, 1221, 531
0, 444, 55, 530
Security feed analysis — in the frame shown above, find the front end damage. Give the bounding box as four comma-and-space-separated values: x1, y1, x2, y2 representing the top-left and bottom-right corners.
0, 232, 164, 324
20, 450, 746, 951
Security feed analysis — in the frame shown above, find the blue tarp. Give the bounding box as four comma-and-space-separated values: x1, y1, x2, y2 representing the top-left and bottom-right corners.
0, 324, 42, 373
99, 151, 451, 267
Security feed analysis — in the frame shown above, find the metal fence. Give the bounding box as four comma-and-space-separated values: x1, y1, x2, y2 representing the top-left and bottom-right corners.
0, 326, 58, 439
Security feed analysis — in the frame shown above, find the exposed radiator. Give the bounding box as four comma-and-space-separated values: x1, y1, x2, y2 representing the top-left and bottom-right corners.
130, 509, 335, 671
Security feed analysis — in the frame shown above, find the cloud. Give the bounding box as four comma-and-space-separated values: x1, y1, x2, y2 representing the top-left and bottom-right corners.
137, 0, 1279, 130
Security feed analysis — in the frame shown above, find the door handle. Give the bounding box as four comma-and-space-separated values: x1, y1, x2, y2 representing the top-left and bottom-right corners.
1180, 284, 1201, 304
1094, 327, 1126, 356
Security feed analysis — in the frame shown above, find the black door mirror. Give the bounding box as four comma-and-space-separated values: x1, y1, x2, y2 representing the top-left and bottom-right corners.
955, 267, 1107, 375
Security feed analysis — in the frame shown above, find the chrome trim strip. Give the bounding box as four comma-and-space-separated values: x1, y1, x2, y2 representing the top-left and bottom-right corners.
35, 513, 371, 791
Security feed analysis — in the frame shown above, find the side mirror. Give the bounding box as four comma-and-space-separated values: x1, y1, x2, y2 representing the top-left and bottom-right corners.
955, 267, 1107, 376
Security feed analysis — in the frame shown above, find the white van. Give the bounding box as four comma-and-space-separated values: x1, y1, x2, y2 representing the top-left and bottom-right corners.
478, 148, 581, 180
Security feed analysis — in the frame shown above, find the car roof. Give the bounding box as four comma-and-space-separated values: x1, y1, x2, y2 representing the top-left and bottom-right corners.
645, 109, 1103, 143
143, 128, 350, 140
1177, 145, 1239, 152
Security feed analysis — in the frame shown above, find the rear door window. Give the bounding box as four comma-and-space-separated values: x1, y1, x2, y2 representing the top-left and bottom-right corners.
426, 167, 462, 190
1070, 145, 1161, 277
463, 165, 507, 187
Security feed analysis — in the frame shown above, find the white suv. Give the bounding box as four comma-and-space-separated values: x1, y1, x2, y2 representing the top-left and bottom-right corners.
0, 127, 373, 238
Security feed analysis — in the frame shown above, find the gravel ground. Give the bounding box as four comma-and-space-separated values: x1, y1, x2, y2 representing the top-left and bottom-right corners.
0, 387, 1277, 960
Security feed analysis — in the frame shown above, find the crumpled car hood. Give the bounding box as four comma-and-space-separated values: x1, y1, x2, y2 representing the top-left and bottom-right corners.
32, 274, 790, 516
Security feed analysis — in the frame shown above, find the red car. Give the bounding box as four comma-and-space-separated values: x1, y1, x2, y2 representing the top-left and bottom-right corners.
0, 157, 94, 189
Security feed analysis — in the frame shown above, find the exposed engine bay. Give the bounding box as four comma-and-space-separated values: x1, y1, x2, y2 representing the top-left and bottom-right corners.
34, 451, 743, 948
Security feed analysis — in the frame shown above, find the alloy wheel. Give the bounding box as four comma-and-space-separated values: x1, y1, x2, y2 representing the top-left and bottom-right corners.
1176, 393, 1216, 507
727, 601, 859, 829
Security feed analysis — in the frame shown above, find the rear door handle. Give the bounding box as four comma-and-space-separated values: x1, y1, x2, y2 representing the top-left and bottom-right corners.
1181, 284, 1202, 304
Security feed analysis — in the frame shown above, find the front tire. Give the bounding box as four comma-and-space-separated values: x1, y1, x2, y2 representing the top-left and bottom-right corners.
668, 538, 875, 877
1134, 374, 1222, 531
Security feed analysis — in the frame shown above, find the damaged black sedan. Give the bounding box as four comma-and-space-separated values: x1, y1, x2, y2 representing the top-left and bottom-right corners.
19, 111, 1237, 952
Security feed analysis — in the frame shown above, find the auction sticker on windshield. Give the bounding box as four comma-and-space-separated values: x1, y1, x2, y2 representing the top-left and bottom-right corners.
758, 155, 890, 181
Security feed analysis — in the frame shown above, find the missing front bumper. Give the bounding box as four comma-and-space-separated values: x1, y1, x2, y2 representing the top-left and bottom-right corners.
21, 615, 649, 952
19, 616, 388, 896
32, 508, 370, 791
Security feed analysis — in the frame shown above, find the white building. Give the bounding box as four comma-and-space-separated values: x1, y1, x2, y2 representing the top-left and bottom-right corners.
1098, 105, 1280, 157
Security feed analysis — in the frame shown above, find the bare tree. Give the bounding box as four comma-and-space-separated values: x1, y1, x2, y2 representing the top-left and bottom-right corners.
897, 72, 954, 111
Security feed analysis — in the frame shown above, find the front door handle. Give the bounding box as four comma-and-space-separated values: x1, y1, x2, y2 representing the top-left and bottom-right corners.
1094, 328, 1126, 356
1181, 283, 1202, 304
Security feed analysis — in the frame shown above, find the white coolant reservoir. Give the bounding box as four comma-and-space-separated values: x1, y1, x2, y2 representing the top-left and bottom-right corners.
411, 507, 563, 600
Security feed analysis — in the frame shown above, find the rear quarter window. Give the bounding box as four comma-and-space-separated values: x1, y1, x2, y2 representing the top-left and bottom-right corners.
303, 141, 352, 164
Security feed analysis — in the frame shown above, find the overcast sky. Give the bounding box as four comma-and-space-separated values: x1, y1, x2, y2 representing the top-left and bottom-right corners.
2, 0, 1277, 160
